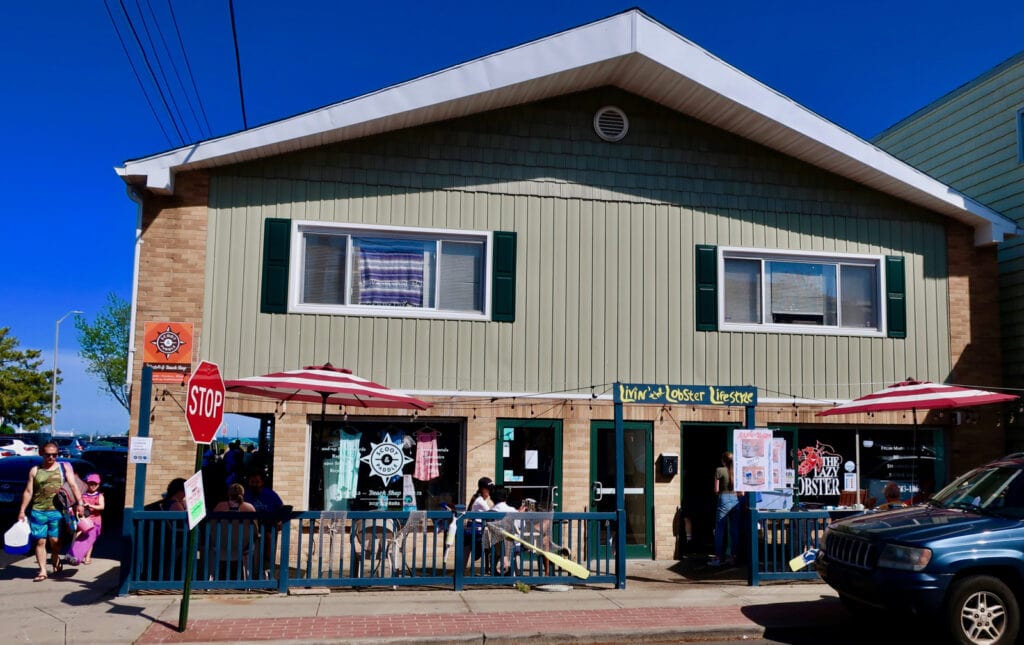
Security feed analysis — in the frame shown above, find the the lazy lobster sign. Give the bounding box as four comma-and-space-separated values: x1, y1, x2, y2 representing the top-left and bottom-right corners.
185, 360, 225, 444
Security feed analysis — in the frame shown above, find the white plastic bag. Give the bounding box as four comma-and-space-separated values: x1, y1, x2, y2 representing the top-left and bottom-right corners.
4, 519, 31, 555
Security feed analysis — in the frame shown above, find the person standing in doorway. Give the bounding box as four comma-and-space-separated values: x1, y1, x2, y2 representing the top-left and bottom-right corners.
710, 451, 741, 567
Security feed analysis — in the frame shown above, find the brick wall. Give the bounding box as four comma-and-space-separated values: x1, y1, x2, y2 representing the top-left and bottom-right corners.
125, 171, 210, 506
946, 222, 1005, 470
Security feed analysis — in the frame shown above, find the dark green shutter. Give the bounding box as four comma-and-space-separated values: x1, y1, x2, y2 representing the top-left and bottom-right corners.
491, 231, 517, 322
695, 245, 718, 331
260, 218, 291, 314
885, 256, 906, 338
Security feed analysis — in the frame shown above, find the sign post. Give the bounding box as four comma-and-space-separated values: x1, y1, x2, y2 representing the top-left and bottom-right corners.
179, 361, 224, 632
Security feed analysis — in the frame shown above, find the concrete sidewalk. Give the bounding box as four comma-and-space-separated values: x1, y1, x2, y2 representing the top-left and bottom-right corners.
0, 555, 846, 644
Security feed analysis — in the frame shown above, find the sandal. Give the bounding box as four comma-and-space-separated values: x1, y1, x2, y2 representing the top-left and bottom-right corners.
52, 553, 63, 574
33, 573, 48, 582
82, 559, 92, 565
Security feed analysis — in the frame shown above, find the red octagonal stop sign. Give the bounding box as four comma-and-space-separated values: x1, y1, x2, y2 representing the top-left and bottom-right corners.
186, 360, 225, 444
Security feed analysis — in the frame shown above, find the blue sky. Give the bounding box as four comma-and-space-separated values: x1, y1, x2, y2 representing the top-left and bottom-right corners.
2, 1, 1022, 437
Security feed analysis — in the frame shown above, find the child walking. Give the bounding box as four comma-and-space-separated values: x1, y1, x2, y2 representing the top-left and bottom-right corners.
68, 473, 104, 565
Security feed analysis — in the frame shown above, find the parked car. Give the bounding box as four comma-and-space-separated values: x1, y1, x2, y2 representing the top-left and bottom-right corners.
0, 456, 96, 536
0, 438, 38, 457
817, 454, 1024, 645
12, 432, 52, 449
54, 436, 85, 459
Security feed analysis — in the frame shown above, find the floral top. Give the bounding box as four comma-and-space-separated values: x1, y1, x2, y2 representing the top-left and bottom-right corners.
83, 491, 103, 527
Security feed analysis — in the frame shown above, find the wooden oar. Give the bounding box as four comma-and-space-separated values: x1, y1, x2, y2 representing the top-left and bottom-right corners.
497, 528, 590, 579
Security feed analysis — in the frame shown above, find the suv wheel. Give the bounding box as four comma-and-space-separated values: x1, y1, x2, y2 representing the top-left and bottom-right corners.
947, 575, 1019, 645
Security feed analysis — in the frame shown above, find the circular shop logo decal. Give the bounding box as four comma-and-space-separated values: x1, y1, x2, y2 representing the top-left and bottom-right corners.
151, 326, 187, 359
361, 433, 413, 485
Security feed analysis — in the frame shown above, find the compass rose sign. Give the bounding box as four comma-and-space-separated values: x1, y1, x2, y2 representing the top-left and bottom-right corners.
360, 433, 414, 486
142, 321, 194, 384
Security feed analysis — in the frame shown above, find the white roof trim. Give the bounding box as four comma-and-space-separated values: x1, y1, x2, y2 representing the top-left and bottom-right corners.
117, 10, 1018, 246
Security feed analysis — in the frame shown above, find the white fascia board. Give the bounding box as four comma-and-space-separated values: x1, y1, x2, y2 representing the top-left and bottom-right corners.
117, 13, 637, 194
632, 16, 1018, 245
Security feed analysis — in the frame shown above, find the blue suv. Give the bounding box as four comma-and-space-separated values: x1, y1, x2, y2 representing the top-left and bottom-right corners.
817, 455, 1024, 645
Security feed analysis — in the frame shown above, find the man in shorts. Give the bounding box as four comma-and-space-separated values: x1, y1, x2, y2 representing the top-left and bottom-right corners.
18, 442, 83, 581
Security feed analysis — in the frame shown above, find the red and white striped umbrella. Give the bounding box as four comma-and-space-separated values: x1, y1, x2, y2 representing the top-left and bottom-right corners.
817, 379, 1017, 417
225, 363, 431, 419
817, 379, 1017, 503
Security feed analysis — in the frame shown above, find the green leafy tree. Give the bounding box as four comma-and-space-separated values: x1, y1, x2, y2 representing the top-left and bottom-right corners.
0, 327, 54, 430
75, 293, 130, 411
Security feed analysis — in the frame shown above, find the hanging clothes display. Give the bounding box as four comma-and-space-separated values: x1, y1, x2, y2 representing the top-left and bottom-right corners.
414, 429, 440, 481
334, 430, 362, 500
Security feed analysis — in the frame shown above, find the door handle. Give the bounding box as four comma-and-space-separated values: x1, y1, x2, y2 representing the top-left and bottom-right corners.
550, 485, 559, 509
593, 480, 603, 502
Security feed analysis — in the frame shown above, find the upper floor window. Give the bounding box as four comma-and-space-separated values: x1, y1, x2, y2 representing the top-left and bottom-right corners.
720, 247, 884, 336
292, 222, 488, 320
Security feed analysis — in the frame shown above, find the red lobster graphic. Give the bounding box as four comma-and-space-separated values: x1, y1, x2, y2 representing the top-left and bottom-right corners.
797, 446, 822, 476
797, 441, 837, 476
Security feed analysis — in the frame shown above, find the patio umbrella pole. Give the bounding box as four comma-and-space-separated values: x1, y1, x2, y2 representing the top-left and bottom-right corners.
912, 408, 918, 501
855, 428, 861, 506
320, 392, 329, 426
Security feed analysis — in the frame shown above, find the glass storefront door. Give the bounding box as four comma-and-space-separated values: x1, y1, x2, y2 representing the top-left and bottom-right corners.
590, 420, 653, 559
494, 419, 563, 512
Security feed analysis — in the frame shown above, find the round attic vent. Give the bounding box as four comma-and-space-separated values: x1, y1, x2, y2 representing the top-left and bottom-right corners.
593, 106, 629, 142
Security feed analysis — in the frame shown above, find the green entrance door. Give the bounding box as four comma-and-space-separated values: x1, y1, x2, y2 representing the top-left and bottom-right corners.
590, 420, 653, 559
495, 419, 563, 512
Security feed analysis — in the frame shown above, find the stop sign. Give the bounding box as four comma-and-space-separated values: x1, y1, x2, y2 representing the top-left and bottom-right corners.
186, 360, 225, 444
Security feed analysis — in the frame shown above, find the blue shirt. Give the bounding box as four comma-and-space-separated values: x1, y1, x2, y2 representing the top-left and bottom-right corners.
244, 487, 283, 513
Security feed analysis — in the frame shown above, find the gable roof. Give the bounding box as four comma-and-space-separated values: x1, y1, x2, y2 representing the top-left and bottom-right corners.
116, 9, 1017, 246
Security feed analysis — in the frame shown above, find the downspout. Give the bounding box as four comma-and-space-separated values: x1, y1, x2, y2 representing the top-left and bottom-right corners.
125, 184, 144, 404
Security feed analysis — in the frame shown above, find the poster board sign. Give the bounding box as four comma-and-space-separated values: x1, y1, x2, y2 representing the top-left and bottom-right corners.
184, 471, 206, 530
129, 436, 153, 464
770, 437, 787, 489
733, 428, 774, 492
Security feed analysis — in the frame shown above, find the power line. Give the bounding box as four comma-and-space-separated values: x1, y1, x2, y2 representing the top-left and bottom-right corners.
140, 0, 206, 140
102, 0, 173, 147
115, 0, 185, 145
132, 0, 193, 142
165, 0, 212, 138
228, 0, 248, 129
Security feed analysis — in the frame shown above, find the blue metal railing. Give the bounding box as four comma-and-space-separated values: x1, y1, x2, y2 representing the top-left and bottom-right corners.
119, 509, 621, 595
749, 509, 837, 585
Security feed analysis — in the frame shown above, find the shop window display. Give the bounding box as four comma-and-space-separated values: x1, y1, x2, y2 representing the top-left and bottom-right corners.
309, 420, 465, 511
794, 427, 937, 507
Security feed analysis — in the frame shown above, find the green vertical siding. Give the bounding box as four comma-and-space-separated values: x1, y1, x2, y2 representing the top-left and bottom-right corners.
876, 54, 1024, 385
203, 89, 952, 402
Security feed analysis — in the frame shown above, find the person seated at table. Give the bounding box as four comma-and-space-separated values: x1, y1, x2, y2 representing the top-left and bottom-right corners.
488, 487, 523, 575
876, 482, 906, 511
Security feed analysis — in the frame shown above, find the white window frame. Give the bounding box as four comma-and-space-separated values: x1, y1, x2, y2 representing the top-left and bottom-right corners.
289, 220, 493, 321
718, 246, 887, 337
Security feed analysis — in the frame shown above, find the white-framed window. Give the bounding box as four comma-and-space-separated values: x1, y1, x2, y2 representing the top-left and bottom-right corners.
290, 221, 491, 320
719, 247, 886, 337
